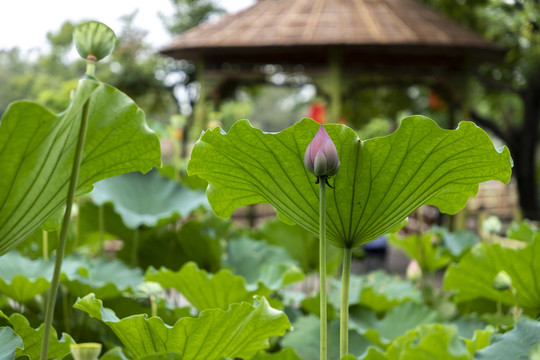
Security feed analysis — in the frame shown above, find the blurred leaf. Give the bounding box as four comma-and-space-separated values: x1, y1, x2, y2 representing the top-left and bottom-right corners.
0, 79, 160, 254
0, 327, 23, 360
389, 232, 452, 272
75, 293, 290, 359
253, 218, 342, 274
432, 226, 479, 259
10, 313, 74, 359
0, 251, 54, 303
331, 270, 421, 313
40, 206, 65, 232
62, 256, 143, 299
146, 262, 266, 311
226, 237, 304, 290
463, 329, 492, 356
252, 348, 302, 360
281, 315, 371, 360
99, 347, 129, 360
91, 170, 209, 229
385, 324, 469, 360
444, 239, 540, 313
350, 302, 440, 349
475, 317, 540, 359
506, 219, 537, 243
450, 316, 487, 339
188, 117, 512, 248
360, 347, 387, 360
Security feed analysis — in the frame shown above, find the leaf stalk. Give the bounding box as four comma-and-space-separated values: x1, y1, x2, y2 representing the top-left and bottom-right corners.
40, 92, 91, 360
319, 178, 328, 360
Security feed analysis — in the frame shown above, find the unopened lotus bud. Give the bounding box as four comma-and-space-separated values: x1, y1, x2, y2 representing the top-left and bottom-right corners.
406, 259, 423, 282
304, 125, 340, 178
493, 270, 512, 290
73, 21, 116, 61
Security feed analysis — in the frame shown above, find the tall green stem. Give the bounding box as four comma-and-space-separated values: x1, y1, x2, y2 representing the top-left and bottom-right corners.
340, 247, 352, 359
40, 96, 90, 360
319, 179, 327, 360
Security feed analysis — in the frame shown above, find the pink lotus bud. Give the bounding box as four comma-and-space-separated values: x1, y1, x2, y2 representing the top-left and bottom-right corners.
304, 125, 340, 178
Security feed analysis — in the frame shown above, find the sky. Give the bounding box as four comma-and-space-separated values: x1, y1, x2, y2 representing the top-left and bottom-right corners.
0, 0, 255, 53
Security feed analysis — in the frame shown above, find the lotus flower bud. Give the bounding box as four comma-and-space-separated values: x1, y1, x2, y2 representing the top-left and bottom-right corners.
304, 125, 340, 178
406, 259, 423, 282
493, 270, 512, 290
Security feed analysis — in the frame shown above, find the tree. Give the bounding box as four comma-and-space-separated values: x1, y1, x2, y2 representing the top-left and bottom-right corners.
422, 0, 540, 220
160, 0, 225, 35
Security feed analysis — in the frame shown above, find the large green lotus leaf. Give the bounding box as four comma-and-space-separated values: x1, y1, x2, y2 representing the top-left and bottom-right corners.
253, 218, 342, 274
389, 232, 452, 272
91, 170, 209, 229
475, 317, 540, 359
0, 79, 161, 254
225, 237, 304, 290
0, 327, 23, 360
74, 293, 290, 359
281, 314, 371, 360
187, 117, 511, 248
62, 256, 144, 299
385, 324, 470, 360
0, 251, 54, 303
330, 270, 421, 313
9, 313, 74, 359
443, 239, 540, 312
350, 302, 440, 349
146, 262, 267, 311
252, 348, 302, 360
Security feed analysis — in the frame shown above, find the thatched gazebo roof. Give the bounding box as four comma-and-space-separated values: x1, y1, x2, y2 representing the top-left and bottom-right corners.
161, 0, 503, 73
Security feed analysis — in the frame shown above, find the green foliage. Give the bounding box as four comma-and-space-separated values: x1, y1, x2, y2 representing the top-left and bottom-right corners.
188, 117, 512, 248
74, 294, 290, 359
9, 313, 74, 359
444, 238, 540, 313
225, 237, 305, 290
145, 262, 266, 311
389, 232, 452, 272
350, 302, 440, 349
0, 79, 161, 254
506, 219, 538, 243
62, 256, 144, 300
253, 218, 342, 274
475, 317, 540, 359
91, 170, 209, 229
252, 348, 302, 360
160, 0, 225, 35
0, 252, 54, 303
330, 271, 421, 313
281, 315, 371, 360
0, 327, 23, 360
384, 324, 470, 360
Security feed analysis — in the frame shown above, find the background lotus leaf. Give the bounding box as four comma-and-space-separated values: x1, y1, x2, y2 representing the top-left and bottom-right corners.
444, 238, 540, 313
0, 252, 54, 303
145, 262, 266, 311
188, 117, 511, 248
474, 317, 540, 359
74, 293, 290, 359
9, 313, 74, 359
91, 170, 209, 229
0, 327, 23, 360
0, 79, 160, 254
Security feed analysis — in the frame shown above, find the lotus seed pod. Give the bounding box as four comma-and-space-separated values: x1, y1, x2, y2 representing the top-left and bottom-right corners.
73, 21, 116, 61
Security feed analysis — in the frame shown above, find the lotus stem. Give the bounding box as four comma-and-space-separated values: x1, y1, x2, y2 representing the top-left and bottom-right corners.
319, 178, 327, 360
40, 95, 90, 360
340, 246, 352, 358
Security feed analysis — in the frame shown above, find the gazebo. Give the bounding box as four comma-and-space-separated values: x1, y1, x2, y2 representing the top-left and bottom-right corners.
160, 0, 503, 126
